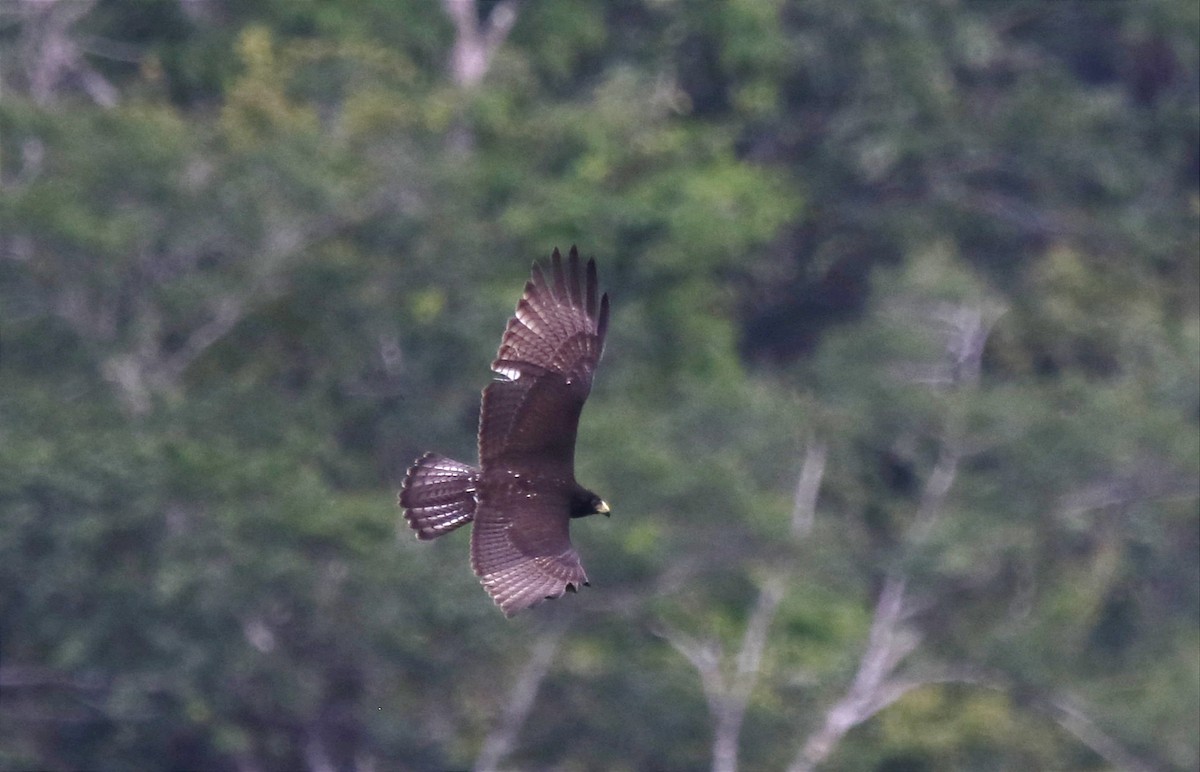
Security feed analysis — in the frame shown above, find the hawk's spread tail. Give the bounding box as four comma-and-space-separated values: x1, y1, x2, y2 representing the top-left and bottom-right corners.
399, 453, 479, 540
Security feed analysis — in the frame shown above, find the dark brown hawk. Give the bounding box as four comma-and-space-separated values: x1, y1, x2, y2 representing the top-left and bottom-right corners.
398, 246, 611, 616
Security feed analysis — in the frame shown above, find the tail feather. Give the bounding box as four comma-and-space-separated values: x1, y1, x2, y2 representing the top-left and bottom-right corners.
399, 453, 479, 540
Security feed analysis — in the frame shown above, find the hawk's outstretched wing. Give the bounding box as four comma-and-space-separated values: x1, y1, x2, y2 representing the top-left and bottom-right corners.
470, 246, 609, 614
470, 476, 588, 616
479, 246, 609, 464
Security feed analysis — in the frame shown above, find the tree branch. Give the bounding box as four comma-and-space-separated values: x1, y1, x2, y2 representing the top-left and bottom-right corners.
0, 665, 105, 692
657, 440, 827, 772
18, 0, 117, 107
1038, 692, 1162, 772
473, 617, 569, 772
787, 575, 917, 772
901, 665, 1163, 772
788, 303, 1002, 771
791, 440, 827, 538
442, 0, 519, 88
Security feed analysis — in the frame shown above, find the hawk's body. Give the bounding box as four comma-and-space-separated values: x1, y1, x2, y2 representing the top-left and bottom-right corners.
399, 247, 610, 616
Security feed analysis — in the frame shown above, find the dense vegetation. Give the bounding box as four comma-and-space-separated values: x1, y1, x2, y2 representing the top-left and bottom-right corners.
1, 1, 1196, 770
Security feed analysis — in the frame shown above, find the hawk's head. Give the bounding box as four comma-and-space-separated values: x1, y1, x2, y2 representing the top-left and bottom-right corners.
571, 485, 610, 518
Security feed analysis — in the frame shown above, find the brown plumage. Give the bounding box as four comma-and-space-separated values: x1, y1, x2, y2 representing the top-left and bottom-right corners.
399, 247, 611, 616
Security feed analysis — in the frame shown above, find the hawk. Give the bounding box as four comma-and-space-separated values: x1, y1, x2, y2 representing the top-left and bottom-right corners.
399, 246, 611, 616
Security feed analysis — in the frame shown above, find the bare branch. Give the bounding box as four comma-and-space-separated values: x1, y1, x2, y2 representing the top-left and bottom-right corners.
654, 623, 726, 719
154, 281, 283, 388
655, 577, 790, 772
791, 440, 827, 538
89, 208, 356, 415
1039, 693, 1162, 772
911, 439, 960, 538
912, 303, 1002, 538
97, 279, 284, 416
473, 618, 569, 772
711, 573, 787, 772
442, 0, 519, 88
1058, 473, 1200, 523
734, 575, 787, 694
900, 666, 1164, 772
788, 575, 918, 772
656, 441, 827, 772
794, 657, 1164, 772
18, 0, 118, 107
0, 665, 105, 692
789, 303, 1003, 771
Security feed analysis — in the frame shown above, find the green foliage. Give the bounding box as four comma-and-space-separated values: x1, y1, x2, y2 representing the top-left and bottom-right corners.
1, 0, 1196, 770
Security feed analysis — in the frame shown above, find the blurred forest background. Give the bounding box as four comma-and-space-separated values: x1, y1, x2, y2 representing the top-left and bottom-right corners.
1, 0, 1197, 770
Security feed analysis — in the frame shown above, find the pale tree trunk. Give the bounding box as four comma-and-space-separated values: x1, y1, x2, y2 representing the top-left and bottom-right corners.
659, 440, 827, 772
442, 0, 519, 88
473, 618, 569, 772
17, 0, 117, 107
1037, 693, 1161, 772
787, 304, 999, 772
787, 575, 917, 772
440, 0, 519, 153
784, 303, 1152, 772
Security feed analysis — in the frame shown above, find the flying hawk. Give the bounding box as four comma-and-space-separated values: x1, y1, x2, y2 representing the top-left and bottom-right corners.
399, 247, 611, 616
